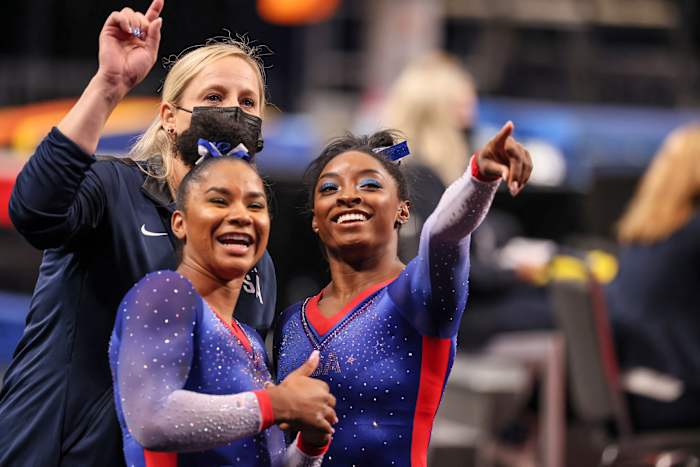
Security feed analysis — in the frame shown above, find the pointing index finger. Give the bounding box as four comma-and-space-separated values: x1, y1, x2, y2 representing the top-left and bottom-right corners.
145, 0, 164, 21
493, 120, 514, 151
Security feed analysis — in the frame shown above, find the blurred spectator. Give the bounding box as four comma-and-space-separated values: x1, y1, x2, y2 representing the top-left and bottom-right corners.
382, 52, 477, 185
606, 123, 700, 430
380, 52, 553, 350
380, 52, 477, 261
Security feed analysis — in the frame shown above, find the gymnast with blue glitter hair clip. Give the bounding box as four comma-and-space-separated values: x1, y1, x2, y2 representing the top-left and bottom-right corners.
372, 139, 410, 162
274, 125, 532, 466
110, 153, 338, 467
196, 139, 251, 164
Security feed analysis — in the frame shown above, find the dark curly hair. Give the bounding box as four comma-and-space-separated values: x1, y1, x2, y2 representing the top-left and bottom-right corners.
303, 130, 410, 213
175, 109, 261, 168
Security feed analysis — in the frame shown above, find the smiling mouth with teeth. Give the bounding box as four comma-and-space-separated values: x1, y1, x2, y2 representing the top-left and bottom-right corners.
217, 233, 254, 246
336, 213, 369, 224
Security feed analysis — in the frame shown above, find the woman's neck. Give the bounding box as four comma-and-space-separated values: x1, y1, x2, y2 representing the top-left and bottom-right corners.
324, 246, 404, 303
167, 155, 189, 200
176, 261, 243, 322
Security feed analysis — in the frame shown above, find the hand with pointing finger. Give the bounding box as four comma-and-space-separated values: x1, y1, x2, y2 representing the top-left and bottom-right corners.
266, 351, 337, 438
97, 0, 164, 99
477, 121, 533, 196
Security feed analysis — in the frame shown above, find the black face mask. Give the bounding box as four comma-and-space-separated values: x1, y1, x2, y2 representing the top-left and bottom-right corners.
175, 106, 264, 167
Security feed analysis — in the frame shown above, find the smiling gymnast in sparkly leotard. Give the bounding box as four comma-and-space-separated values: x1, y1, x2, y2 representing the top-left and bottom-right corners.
275, 125, 532, 466
110, 155, 337, 467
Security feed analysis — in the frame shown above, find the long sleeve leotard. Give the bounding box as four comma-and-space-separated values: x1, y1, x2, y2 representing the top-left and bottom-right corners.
110, 270, 324, 467
275, 163, 500, 467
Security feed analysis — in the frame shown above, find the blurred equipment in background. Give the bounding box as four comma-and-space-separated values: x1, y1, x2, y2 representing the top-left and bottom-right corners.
257, 0, 340, 25
551, 272, 700, 467
0, 291, 31, 382
0, 97, 159, 157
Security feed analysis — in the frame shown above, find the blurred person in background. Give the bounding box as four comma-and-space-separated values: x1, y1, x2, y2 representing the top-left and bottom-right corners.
381, 52, 478, 261
110, 154, 335, 466
275, 123, 531, 466
382, 52, 477, 186
382, 52, 553, 351
0, 1, 279, 465
606, 123, 700, 431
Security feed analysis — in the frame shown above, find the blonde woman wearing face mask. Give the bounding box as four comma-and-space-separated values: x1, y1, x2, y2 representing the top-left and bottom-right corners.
1, 2, 278, 465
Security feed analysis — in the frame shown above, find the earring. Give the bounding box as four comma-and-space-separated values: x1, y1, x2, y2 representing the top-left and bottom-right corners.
165, 127, 176, 143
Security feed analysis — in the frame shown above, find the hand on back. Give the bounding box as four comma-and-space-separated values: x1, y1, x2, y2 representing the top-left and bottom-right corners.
97, 0, 164, 98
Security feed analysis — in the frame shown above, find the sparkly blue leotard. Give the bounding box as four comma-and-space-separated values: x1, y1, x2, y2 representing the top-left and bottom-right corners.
110, 270, 324, 467
275, 168, 499, 467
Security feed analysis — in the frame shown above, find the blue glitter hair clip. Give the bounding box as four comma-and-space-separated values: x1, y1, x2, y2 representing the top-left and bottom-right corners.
372, 140, 410, 162
195, 138, 252, 165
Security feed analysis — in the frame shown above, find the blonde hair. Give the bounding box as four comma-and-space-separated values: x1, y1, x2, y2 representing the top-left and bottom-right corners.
382, 52, 476, 185
129, 39, 268, 180
617, 124, 700, 244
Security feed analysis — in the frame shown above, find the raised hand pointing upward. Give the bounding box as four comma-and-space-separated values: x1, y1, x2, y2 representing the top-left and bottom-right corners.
477, 121, 533, 196
58, 0, 164, 154
98, 0, 164, 99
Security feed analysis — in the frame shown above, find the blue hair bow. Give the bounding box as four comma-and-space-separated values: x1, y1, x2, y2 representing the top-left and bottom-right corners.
372, 140, 410, 162
195, 138, 251, 164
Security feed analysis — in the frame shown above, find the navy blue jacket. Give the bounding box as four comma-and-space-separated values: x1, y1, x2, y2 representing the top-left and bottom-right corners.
605, 212, 700, 430
0, 128, 277, 467
606, 212, 700, 388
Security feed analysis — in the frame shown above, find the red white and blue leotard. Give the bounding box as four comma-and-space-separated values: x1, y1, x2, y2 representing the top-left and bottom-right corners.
109, 270, 326, 467
275, 163, 499, 466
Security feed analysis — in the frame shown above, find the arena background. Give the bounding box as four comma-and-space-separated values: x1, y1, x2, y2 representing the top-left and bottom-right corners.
1, 1, 699, 465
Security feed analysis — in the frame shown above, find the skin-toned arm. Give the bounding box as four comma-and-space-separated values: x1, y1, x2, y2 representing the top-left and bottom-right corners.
58, 0, 163, 154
